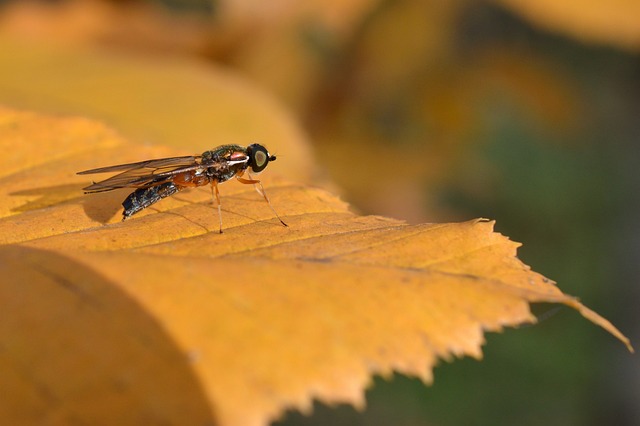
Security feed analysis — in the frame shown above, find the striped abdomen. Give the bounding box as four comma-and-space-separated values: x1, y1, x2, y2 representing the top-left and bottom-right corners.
122, 182, 181, 220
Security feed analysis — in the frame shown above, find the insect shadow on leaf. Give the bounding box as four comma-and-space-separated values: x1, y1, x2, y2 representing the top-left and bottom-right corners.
10, 184, 87, 213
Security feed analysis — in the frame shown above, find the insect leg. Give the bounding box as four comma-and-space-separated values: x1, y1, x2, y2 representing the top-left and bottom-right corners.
210, 180, 223, 233
236, 175, 288, 227
122, 182, 180, 220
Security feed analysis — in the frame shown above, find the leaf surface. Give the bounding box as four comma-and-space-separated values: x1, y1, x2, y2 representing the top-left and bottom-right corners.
0, 35, 316, 185
494, 0, 640, 50
0, 108, 632, 426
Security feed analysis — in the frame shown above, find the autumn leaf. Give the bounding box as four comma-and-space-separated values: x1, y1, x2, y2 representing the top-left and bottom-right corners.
0, 34, 318, 187
493, 0, 640, 50
0, 107, 632, 426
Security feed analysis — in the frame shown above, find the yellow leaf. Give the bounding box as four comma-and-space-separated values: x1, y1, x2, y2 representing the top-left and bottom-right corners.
0, 107, 632, 426
494, 0, 640, 50
0, 35, 317, 185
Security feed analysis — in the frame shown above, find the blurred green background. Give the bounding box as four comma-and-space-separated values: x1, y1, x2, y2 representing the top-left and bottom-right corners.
1, 0, 637, 425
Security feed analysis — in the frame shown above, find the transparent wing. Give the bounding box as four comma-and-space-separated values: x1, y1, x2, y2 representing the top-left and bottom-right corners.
78, 156, 200, 174
77, 155, 204, 193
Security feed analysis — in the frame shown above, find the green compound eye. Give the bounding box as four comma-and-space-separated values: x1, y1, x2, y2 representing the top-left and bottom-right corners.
248, 144, 274, 173
254, 150, 267, 168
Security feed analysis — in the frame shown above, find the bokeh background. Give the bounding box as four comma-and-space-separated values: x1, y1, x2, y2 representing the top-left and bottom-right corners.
1, 0, 638, 425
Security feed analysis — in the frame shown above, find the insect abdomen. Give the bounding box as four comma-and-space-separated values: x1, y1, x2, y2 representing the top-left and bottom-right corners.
122, 182, 180, 220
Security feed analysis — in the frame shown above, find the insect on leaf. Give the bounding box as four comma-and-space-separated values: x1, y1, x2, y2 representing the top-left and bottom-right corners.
0, 108, 632, 426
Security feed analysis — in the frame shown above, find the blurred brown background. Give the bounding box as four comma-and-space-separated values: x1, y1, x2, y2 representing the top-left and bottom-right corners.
1, 0, 638, 425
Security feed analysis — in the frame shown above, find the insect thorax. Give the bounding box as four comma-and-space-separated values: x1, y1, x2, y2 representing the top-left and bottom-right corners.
201, 145, 249, 183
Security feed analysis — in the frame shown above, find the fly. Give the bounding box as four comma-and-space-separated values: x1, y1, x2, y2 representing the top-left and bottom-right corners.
77, 143, 288, 233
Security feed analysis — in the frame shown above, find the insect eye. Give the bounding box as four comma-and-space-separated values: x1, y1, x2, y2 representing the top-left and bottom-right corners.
249, 144, 271, 173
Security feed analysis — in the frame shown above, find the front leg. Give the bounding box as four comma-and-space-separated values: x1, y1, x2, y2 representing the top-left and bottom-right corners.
235, 175, 287, 227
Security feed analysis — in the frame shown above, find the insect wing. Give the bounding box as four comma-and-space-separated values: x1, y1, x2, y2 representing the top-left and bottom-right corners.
78, 155, 203, 192
77, 155, 199, 174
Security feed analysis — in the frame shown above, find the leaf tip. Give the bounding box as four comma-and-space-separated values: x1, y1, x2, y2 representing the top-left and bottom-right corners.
566, 299, 634, 353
